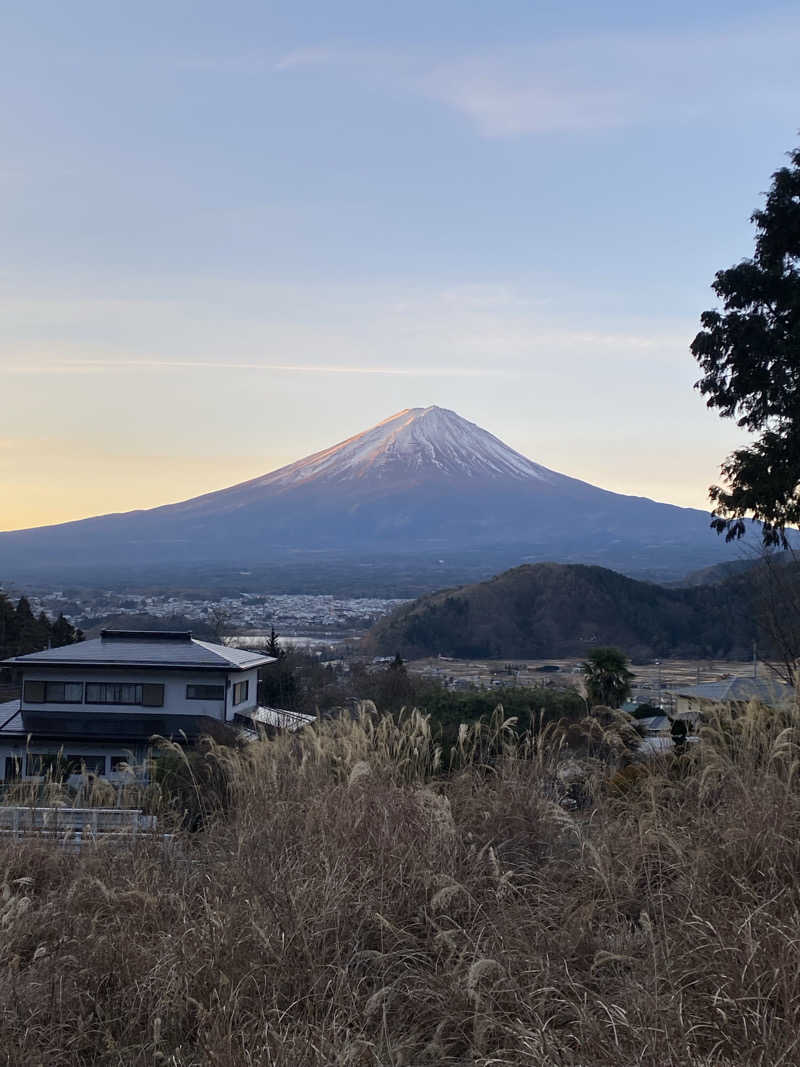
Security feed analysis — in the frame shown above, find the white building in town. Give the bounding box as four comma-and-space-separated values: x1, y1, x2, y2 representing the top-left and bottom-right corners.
0, 629, 276, 783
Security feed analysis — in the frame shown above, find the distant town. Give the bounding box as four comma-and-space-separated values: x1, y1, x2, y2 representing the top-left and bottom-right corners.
12, 586, 410, 640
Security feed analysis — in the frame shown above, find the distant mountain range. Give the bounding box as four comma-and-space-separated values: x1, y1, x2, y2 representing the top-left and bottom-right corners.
365, 562, 759, 661
0, 406, 756, 586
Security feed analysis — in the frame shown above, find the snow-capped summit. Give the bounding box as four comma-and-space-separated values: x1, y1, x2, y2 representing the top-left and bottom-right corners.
252, 406, 557, 489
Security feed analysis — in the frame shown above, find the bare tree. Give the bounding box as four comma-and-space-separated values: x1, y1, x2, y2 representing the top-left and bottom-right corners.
207, 605, 232, 644
751, 548, 800, 686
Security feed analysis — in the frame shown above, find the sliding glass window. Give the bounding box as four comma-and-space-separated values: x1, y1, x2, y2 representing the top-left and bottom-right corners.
23, 680, 83, 703
85, 683, 164, 707
186, 684, 225, 700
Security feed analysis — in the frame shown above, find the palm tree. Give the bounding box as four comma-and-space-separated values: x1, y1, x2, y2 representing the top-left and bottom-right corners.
581, 647, 634, 708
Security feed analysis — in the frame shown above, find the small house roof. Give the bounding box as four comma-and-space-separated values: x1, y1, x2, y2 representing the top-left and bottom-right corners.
675, 676, 790, 706
0, 703, 23, 736
637, 715, 671, 733
1, 630, 273, 673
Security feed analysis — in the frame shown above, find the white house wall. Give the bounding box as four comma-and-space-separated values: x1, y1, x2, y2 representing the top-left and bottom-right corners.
222, 668, 259, 721
20, 666, 258, 720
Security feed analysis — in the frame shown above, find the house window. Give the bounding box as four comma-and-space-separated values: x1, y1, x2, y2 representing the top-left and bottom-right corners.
110, 756, 132, 772
66, 755, 107, 775
85, 683, 164, 707
4, 756, 22, 781
26, 753, 68, 778
186, 684, 225, 701
23, 680, 83, 704
233, 680, 249, 706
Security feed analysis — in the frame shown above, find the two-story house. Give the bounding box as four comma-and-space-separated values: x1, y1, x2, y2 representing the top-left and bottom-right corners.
0, 629, 274, 782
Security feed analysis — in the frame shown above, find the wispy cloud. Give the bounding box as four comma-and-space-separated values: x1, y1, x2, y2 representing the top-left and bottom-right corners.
5, 358, 508, 378
421, 61, 628, 136
274, 45, 374, 73
274, 15, 800, 137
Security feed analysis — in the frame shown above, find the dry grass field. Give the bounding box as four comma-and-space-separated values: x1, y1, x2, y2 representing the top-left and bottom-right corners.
1, 702, 799, 1065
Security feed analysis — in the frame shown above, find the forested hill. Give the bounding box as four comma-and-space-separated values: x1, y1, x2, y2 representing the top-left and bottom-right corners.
0, 592, 83, 662
365, 563, 758, 660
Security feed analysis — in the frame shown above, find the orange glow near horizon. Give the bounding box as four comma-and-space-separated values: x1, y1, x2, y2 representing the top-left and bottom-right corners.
0, 440, 717, 533
0, 448, 275, 532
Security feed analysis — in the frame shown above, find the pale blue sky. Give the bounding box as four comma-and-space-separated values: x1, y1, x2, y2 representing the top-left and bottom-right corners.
2, 2, 799, 528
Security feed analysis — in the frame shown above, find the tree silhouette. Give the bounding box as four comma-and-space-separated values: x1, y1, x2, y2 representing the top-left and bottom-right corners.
0, 593, 82, 659
581, 647, 634, 708
692, 143, 800, 546
265, 628, 283, 659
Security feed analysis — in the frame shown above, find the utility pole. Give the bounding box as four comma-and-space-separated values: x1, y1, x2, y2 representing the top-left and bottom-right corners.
655, 660, 662, 709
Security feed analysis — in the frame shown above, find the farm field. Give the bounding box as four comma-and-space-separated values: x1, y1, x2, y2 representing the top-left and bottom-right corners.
406, 656, 762, 700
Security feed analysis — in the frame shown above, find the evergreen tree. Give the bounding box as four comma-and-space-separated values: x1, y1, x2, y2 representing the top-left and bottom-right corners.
692, 143, 800, 546
265, 628, 283, 659
0, 591, 83, 659
0, 592, 15, 659
14, 596, 34, 629
51, 612, 82, 648
14, 597, 48, 655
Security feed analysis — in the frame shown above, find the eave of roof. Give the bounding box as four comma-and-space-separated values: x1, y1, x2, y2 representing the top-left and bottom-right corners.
2, 659, 262, 672
1, 637, 273, 672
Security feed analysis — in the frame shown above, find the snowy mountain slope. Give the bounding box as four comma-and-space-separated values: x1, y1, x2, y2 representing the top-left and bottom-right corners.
165, 406, 560, 519
0, 406, 743, 581
257, 406, 556, 487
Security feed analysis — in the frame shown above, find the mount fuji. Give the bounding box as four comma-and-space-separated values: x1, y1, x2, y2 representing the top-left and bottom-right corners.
0, 406, 745, 585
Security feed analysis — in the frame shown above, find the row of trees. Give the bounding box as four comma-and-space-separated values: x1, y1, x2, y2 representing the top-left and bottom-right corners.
255, 631, 640, 753
255, 632, 587, 744
0, 592, 83, 661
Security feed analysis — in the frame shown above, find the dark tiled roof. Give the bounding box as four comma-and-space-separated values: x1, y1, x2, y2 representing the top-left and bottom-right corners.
2, 631, 271, 672
637, 715, 671, 733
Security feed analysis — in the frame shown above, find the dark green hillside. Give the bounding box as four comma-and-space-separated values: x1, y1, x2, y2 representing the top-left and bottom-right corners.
675, 557, 760, 587
365, 563, 757, 660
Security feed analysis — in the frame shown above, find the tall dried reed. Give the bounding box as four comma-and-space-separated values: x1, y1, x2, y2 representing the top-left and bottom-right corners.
0, 701, 799, 1065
